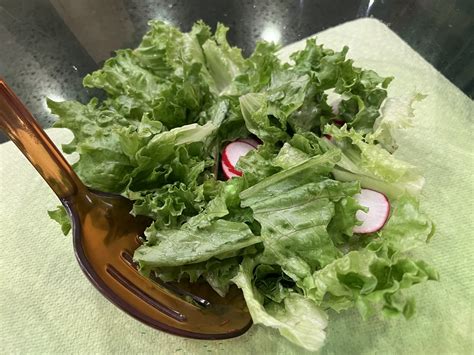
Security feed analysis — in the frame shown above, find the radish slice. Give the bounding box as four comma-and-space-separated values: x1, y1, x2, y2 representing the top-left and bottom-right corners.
237, 137, 260, 148
222, 141, 256, 171
353, 189, 390, 234
221, 159, 241, 179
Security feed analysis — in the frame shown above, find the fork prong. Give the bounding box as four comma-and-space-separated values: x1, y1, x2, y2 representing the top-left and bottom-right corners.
106, 264, 187, 322
135, 234, 144, 245
150, 273, 212, 308
120, 249, 212, 308
120, 250, 137, 269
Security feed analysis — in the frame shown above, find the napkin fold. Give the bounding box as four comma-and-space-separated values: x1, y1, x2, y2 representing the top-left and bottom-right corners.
1, 18, 473, 354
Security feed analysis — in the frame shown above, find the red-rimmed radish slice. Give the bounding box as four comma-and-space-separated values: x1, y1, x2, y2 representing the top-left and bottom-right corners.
221, 159, 241, 179
222, 141, 256, 173
353, 189, 390, 234
222, 156, 243, 176
237, 137, 260, 148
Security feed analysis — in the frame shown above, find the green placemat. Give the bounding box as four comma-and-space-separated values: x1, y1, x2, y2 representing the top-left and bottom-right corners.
1, 18, 473, 354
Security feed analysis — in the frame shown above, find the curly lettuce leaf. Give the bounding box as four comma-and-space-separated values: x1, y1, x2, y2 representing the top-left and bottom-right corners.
324, 125, 425, 198
377, 194, 435, 252
232, 257, 328, 352
266, 70, 311, 124
238, 68, 311, 143
327, 194, 363, 242
48, 98, 136, 192
253, 264, 294, 303
184, 177, 252, 228
241, 151, 361, 280
120, 123, 217, 230
236, 143, 281, 185
133, 20, 210, 76
83, 49, 164, 98
272, 142, 309, 170
307, 248, 438, 319
134, 220, 260, 268
48, 206, 71, 235
156, 257, 241, 297
369, 93, 426, 153
201, 23, 246, 93
128, 181, 206, 230
304, 193, 437, 318
289, 38, 393, 132
232, 41, 281, 94
240, 149, 340, 205
239, 93, 289, 143
124, 122, 216, 191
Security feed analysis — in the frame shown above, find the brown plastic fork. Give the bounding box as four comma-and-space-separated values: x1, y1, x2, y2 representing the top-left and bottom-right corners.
0, 79, 252, 339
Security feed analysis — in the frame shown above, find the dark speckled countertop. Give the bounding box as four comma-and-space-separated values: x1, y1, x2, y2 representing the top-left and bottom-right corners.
0, 0, 472, 142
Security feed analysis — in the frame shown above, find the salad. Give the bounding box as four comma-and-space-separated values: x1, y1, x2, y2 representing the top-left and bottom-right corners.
48, 20, 438, 351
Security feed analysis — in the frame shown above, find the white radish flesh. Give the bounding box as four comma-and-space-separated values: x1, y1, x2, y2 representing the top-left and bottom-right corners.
353, 189, 390, 234
222, 141, 256, 171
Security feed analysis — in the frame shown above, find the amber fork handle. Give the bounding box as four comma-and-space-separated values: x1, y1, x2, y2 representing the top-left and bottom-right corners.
0, 79, 84, 199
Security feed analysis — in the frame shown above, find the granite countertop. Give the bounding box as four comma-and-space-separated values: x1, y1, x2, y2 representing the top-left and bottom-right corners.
0, 0, 472, 144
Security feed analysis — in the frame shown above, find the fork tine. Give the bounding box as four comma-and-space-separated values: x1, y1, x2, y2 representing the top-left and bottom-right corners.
120, 250, 137, 269
120, 249, 212, 308
150, 273, 212, 308
106, 264, 187, 322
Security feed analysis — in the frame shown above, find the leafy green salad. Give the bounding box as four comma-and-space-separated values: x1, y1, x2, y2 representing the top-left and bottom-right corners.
48, 20, 438, 351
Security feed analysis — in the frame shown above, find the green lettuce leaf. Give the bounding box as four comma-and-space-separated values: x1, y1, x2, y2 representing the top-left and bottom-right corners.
202, 23, 246, 93
272, 142, 310, 169
241, 151, 360, 280
266, 69, 311, 125
327, 194, 363, 243
156, 257, 241, 297
240, 149, 340, 206
377, 194, 435, 253
232, 257, 328, 352
237, 143, 281, 185
48, 206, 71, 235
289, 38, 392, 133
238, 67, 312, 143
134, 219, 261, 268
48, 98, 135, 192
83, 49, 164, 98
239, 93, 289, 143
184, 177, 250, 228
253, 264, 293, 303
369, 93, 426, 153
307, 248, 438, 319
324, 125, 425, 198
133, 20, 210, 77
128, 181, 206, 230
232, 41, 281, 94
305, 193, 437, 318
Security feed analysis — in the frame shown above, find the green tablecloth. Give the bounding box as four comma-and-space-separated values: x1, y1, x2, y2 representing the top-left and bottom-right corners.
1, 18, 473, 354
